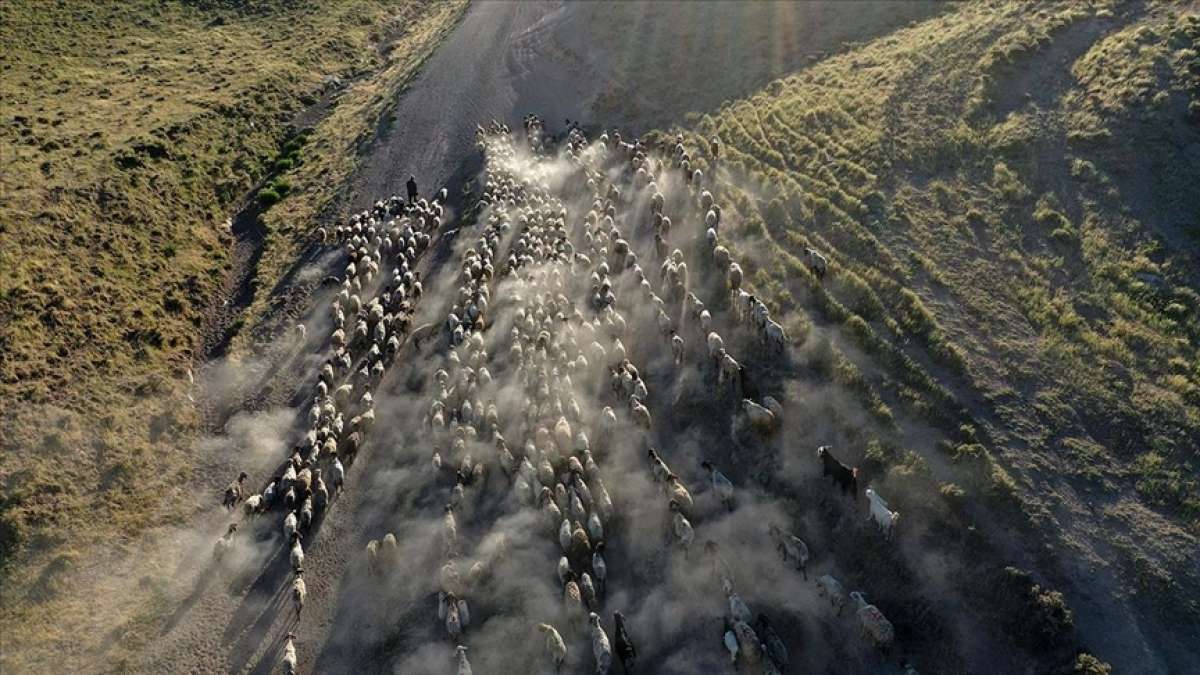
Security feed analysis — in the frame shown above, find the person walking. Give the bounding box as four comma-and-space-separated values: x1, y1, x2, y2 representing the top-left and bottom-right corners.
406, 174, 418, 203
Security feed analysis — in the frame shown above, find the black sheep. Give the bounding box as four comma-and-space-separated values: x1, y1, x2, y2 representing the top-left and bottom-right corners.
817, 446, 859, 496
613, 611, 636, 673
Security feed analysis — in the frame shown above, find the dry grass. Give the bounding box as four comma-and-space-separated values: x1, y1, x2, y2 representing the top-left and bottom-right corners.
0, 1, 465, 671
660, 0, 1197, 668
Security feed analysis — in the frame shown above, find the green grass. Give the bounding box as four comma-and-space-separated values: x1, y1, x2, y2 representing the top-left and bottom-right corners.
0, 1, 466, 671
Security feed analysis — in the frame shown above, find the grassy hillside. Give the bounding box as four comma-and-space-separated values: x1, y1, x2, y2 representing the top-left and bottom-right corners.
0, 0, 465, 670
664, 0, 1198, 668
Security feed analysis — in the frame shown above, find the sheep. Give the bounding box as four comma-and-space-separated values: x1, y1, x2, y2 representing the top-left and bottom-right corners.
630, 399, 651, 429
592, 543, 608, 594
705, 538, 734, 590
284, 511, 299, 541
718, 352, 741, 388
706, 331, 725, 360
669, 500, 694, 556
756, 615, 789, 671
212, 523, 237, 565
331, 457, 345, 494
292, 570, 307, 616
816, 574, 847, 615
804, 247, 828, 280
563, 571, 586, 622
702, 461, 735, 511
729, 590, 753, 624
850, 591, 895, 650
740, 398, 776, 433
665, 474, 694, 514
723, 620, 740, 666
731, 619, 764, 665
380, 532, 398, 568
612, 610, 636, 672
445, 592, 464, 639
865, 488, 900, 539
580, 571, 598, 609
366, 540, 380, 575
671, 333, 684, 365
763, 320, 786, 352
768, 524, 809, 578
223, 472, 247, 510
442, 505, 459, 555
242, 494, 263, 517
559, 518, 573, 554
289, 532, 304, 572
454, 645, 473, 675
648, 447, 672, 483
557, 555, 571, 585
282, 632, 298, 675
817, 446, 859, 496
589, 612, 613, 674
537, 623, 568, 672
571, 521, 592, 560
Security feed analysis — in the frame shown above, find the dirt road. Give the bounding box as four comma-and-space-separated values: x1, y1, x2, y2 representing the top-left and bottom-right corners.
136, 3, 960, 674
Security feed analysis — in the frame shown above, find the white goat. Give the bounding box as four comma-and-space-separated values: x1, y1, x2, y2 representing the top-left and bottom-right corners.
865, 488, 900, 539
589, 612, 613, 674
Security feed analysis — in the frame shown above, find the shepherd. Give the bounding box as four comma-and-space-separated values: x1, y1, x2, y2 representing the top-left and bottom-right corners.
406, 174, 419, 203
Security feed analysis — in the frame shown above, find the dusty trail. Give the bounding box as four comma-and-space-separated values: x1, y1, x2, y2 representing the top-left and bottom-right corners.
133, 3, 993, 674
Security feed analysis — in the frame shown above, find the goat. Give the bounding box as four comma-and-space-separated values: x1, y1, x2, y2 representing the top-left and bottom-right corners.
817, 446, 859, 496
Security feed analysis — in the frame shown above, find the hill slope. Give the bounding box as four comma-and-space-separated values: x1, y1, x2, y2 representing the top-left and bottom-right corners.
666, 0, 1199, 669
0, 1, 465, 670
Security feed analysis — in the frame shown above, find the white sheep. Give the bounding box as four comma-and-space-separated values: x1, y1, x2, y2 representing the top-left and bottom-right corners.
865, 488, 900, 539
365, 540, 379, 575
212, 523, 237, 565
589, 612, 613, 674
740, 398, 776, 433
718, 353, 740, 387
706, 331, 725, 360
669, 500, 694, 556
282, 632, 298, 675
284, 511, 298, 541
537, 623, 567, 671
289, 533, 304, 572
671, 333, 684, 365
292, 570, 307, 616
242, 494, 263, 517
454, 644, 472, 675
728, 262, 743, 291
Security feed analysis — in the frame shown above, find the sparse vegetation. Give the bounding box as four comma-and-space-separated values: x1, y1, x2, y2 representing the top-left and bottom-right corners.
0, 1, 466, 671
671, 0, 1198, 668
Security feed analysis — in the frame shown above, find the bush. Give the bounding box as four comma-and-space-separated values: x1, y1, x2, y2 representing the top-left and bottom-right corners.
271, 178, 293, 196
1074, 653, 1112, 675
257, 188, 281, 206
992, 567, 1075, 652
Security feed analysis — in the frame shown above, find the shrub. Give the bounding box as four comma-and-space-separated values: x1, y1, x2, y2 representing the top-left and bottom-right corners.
993, 161, 1031, 201
271, 178, 293, 196
991, 567, 1075, 652
256, 188, 281, 206
1074, 653, 1112, 675
1050, 226, 1077, 245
